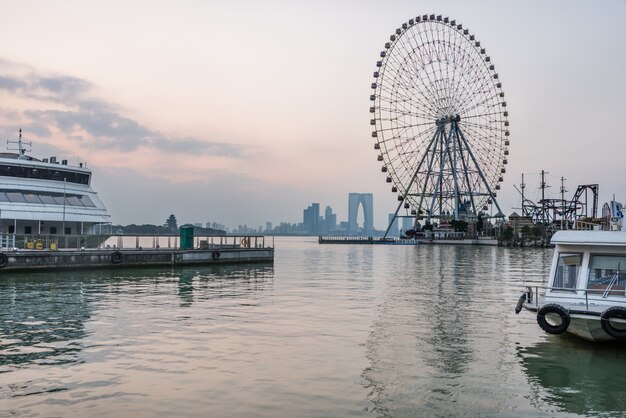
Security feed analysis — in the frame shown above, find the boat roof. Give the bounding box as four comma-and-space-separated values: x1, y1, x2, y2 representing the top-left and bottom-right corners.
551, 230, 626, 246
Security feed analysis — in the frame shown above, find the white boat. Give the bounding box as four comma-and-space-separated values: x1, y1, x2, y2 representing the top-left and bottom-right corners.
517, 229, 626, 342
0, 130, 111, 251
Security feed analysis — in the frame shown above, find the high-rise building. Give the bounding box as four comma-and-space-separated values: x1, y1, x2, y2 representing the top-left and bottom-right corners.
402, 217, 413, 234
303, 203, 320, 235
323, 206, 337, 233
348, 193, 374, 235
266, 222, 273, 233
387, 213, 399, 236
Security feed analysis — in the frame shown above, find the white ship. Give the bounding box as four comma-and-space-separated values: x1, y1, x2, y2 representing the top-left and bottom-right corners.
0, 130, 111, 250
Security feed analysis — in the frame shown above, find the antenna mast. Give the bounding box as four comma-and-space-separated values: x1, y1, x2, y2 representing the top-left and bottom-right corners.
6, 129, 32, 159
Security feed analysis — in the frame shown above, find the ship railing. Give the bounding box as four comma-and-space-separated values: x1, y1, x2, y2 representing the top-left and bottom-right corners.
105, 235, 274, 250
0, 234, 274, 251
523, 284, 626, 312
1, 234, 110, 250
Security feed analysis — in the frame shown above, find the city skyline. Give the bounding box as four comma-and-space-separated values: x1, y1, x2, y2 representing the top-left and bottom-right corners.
1, 1, 624, 228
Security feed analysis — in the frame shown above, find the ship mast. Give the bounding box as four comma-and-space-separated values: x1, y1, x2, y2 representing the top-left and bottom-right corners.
6, 129, 31, 159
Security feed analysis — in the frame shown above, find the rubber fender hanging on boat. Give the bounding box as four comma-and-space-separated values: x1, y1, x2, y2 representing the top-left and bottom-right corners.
536, 303, 570, 335
514, 293, 526, 314
600, 306, 626, 340
0, 253, 7, 268
212, 250, 221, 260
111, 251, 123, 264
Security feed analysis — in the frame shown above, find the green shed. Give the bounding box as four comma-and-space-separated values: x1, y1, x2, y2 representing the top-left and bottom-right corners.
179, 224, 194, 249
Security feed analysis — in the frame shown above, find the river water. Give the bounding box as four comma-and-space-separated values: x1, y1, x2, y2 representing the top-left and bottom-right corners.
1, 237, 625, 417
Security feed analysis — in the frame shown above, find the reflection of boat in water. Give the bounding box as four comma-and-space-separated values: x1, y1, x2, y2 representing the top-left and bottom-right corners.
517, 230, 626, 342
0, 130, 111, 250
518, 337, 626, 416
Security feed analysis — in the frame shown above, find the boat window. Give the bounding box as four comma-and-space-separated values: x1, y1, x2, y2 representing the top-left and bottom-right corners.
553, 252, 581, 290
587, 255, 626, 297
0, 164, 89, 185
66, 196, 81, 206
78, 195, 95, 207
39, 194, 56, 204
6, 192, 26, 203
0, 189, 96, 208
23, 193, 43, 204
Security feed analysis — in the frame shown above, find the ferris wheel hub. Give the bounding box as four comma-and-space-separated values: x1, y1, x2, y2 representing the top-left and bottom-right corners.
435, 114, 461, 126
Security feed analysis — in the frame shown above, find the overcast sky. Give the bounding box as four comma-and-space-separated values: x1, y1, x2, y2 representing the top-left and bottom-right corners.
1, 0, 624, 229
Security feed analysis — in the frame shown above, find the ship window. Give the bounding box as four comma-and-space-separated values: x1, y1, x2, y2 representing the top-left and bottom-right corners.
39, 194, 56, 204
0, 164, 89, 184
587, 255, 626, 297
553, 252, 581, 290
6, 192, 26, 203
79, 196, 95, 207
50, 227, 57, 235
0, 189, 95, 207
66, 196, 81, 206
53, 196, 66, 205
23, 193, 43, 204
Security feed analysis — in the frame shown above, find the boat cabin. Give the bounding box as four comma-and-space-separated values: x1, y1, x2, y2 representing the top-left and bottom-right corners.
547, 231, 626, 304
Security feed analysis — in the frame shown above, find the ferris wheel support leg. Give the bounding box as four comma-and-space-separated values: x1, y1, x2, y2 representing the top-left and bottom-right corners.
416, 127, 443, 224
383, 126, 442, 239
384, 199, 409, 239
428, 125, 454, 219
456, 125, 505, 216
452, 123, 460, 221
453, 123, 478, 215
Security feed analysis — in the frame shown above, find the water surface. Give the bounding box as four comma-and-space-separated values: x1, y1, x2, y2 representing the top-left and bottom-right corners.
1, 237, 625, 417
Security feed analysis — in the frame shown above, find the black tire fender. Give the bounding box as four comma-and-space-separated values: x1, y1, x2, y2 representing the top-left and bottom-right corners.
111, 251, 123, 264
601, 306, 626, 340
537, 303, 570, 335
0, 253, 7, 268
212, 250, 221, 260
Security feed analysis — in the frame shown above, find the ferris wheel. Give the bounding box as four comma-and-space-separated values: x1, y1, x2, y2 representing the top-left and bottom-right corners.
370, 14, 510, 233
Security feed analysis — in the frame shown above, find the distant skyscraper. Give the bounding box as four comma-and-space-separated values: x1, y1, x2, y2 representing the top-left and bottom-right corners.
402, 217, 413, 234
303, 203, 320, 235
266, 222, 273, 233
324, 206, 336, 232
387, 213, 399, 236
348, 193, 374, 235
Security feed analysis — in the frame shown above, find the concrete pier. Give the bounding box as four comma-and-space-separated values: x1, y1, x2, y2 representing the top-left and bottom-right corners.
0, 247, 274, 272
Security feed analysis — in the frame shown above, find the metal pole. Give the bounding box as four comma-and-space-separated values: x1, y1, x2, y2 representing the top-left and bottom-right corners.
560, 177, 567, 230
62, 177, 66, 234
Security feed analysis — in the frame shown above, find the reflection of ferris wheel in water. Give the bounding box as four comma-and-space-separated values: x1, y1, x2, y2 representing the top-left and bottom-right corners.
370, 14, 510, 234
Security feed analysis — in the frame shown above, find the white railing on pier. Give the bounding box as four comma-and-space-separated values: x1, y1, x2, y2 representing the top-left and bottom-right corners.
104, 235, 274, 250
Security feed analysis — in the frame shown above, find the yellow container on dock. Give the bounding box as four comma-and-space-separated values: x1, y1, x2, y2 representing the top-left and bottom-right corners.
50, 241, 57, 251
26, 239, 34, 249
35, 240, 43, 250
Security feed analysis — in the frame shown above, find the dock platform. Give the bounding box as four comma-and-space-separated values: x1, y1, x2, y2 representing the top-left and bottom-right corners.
318, 236, 419, 245
0, 246, 273, 272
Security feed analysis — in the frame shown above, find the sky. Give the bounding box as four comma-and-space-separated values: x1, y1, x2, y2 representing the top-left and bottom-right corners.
0, 0, 625, 229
